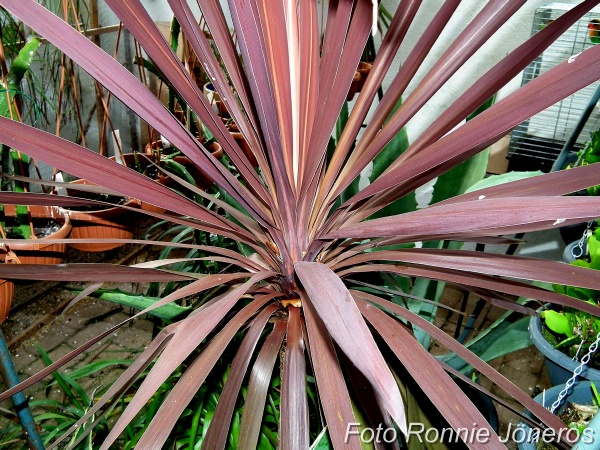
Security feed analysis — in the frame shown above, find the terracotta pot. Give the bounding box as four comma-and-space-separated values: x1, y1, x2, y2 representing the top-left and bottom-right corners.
227, 123, 258, 167
65, 179, 137, 252
356, 61, 372, 92
346, 70, 362, 101
205, 141, 223, 160
110, 153, 167, 214
2, 205, 71, 264
168, 154, 217, 191
0, 250, 19, 324
0, 279, 14, 323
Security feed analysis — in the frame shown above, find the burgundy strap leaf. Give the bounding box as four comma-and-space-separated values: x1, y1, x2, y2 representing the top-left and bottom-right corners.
0, 179, 267, 251
255, 0, 294, 187
441, 162, 600, 206
0, 119, 236, 229
340, 42, 600, 207
352, 291, 572, 443
119, 0, 272, 206
333, 248, 600, 291
329, 0, 526, 203
319, 0, 425, 201
279, 306, 309, 450
137, 301, 279, 449
193, 0, 258, 131
315, 0, 462, 227
0, 321, 170, 407
227, 0, 297, 229
1, 0, 271, 225
358, 299, 506, 449
202, 304, 279, 450
295, 261, 407, 434
238, 318, 287, 449
300, 0, 372, 203
0, 263, 192, 282
397, 0, 600, 164
99, 272, 273, 449
302, 290, 361, 449
297, 0, 319, 187
339, 264, 600, 318
46, 327, 176, 449
330, 196, 600, 239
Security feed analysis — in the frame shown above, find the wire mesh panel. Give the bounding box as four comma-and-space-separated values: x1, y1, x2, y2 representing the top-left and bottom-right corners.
508, 2, 600, 172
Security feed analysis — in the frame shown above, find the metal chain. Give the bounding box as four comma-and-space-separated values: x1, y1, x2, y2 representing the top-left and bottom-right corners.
550, 330, 600, 414
571, 221, 594, 259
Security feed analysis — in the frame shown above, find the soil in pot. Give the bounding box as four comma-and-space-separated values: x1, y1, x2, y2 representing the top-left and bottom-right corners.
2, 217, 61, 239
0, 205, 71, 264
530, 314, 600, 386
65, 179, 137, 253
518, 381, 598, 449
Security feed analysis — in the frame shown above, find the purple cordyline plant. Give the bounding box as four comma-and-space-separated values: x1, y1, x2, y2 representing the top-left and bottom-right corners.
2, 0, 600, 448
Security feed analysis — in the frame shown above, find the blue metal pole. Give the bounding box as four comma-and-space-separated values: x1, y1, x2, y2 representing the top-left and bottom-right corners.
0, 328, 44, 449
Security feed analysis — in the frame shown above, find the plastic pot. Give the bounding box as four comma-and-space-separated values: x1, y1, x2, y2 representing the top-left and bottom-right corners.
65, 179, 137, 252
226, 123, 258, 167
2, 205, 71, 264
530, 314, 600, 385
517, 381, 598, 449
110, 153, 167, 214
0, 250, 18, 324
0, 279, 15, 324
346, 70, 362, 101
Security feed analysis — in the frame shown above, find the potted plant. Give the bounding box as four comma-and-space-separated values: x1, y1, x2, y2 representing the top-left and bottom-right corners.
517, 381, 600, 449
2, 1, 600, 448
60, 178, 139, 252
531, 226, 600, 385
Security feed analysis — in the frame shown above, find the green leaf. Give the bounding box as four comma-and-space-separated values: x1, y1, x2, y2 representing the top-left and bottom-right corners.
310, 427, 332, 450
369, 97, 416, 219
68, 287, 191, 320
430, 148, 490, 205
56, 359, 133, 381
465, 170, 544, 194
430, 96, 497, 205
541, 310, 575, 338
0, 38, 40, 119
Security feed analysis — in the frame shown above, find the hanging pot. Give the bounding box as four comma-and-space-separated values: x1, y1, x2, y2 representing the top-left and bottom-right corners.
530, 311, 600, 386
2, 205, 71, 264
517, 381, 597, 449
64, 179, 137, 252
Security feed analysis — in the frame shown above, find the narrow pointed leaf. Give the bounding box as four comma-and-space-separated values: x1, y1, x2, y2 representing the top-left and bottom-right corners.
202, 305, 279, 450
295, 261, 407, 434
331, 196, 600, 239
358, 300, 505, 449
280, 306, 309, 450
238, 318, 287, 449
135, 300, 279, 449
302, 290, 361, 450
